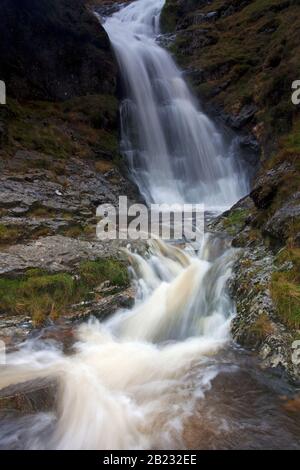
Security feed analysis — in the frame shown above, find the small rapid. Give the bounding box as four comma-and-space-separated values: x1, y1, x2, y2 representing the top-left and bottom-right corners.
0, 237, 299, 450
0, 237, 237, 449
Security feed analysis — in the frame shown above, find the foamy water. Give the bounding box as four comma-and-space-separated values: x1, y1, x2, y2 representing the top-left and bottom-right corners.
0, 237, 236, 449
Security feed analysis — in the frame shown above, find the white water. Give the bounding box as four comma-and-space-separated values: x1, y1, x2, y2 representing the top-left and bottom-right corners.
0, 0, 248, 450
0, 238, 236, 449
103, 0, 248, 210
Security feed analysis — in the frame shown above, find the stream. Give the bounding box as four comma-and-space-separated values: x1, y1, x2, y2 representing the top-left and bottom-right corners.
0, 0, 299, 450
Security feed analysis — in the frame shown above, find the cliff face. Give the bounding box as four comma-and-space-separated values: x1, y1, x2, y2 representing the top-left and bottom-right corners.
0, 0, 117, 101
0, 0, 138, 335
161, 0, 300, 152
162, 0, 300, 380
0, 0, 124, 189
161, 0, 300, 243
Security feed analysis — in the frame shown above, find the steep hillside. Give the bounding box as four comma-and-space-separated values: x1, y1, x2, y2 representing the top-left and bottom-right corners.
162, 0, 300, 379
161, 0, 300, 150
0, 0, 117, 101
0, 0, 137, 334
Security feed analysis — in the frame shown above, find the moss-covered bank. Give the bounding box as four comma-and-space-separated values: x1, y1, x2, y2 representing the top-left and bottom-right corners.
0, 259, 129, 326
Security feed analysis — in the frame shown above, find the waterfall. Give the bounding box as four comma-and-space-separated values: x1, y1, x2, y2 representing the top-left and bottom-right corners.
103, 0, 248, 210
0, 1, 267, 451
0, 0, 239, 450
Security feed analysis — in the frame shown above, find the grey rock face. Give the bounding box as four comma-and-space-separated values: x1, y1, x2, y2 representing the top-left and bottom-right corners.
0, 235, 126, 276
224, 104, 258, 130
0, 379, 57, 415
229, 241, 299, 382
264, 192, 300, 247
0, 0, 117, 101
250, 162, 294, 209
0, 150, 140, 246
208, 195, 300, 383
0, 151, 134, 213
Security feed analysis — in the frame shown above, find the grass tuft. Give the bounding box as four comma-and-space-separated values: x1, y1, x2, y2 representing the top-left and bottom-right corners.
0, 259, 129, 326
271, 248, 300, 329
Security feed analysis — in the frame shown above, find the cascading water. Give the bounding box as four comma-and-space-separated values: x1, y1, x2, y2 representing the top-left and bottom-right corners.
103, 0, 248, 209
1, 238, 299, 450
0, 239, 237, 450
0, 0, 299, 451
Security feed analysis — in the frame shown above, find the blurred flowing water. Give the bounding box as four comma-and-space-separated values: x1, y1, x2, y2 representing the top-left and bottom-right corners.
0, 0, 299, 450
103, 0, 248, 210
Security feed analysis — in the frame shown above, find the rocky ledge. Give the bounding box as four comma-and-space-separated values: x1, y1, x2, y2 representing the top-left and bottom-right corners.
0, 151, 142, 343
209, 193, 300, 383
163, 0, 300, 383
0, 0, 142, 347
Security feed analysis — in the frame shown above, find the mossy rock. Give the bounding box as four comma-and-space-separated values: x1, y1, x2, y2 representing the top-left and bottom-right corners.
3, 96, 119, 161
222, 208, 250, 235
271, 248, 300, 329
0, 224, 21, 245
0, 259, 129, 326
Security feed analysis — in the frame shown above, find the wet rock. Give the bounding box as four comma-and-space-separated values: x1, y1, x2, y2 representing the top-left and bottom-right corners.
0, 235, 129, 276
157, 33, 178, 48
207, 196, 254, 238
237, 135, 260, 165
93, 0, 132, 18
0, 216, 70, 238
224, 104, 258, 130
211, 196, 299, 382
67, 286, 135, 322
250, 162, 294, 209
0, 315, 32, 346
0, 150, 140, 246
291, 341, 300, 367
9, 207, 30, 216
0, 379, 57, 415
0, 153, 124, 212
263, 193, 300, 247
219, 197, 299, 381
229, 240, 300, 383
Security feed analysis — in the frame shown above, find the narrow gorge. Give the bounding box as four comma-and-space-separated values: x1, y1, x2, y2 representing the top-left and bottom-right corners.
0, 0, 299, 451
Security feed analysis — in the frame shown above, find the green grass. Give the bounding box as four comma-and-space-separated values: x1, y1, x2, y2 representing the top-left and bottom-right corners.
79, 259, 129, 289
0, 259, 129, 326
0, 224, 21, 245
160, 0, 179, 33
282, 120, 300, 154
271, 248, 300, 329
63, 94, 118, 130
248, 313, 275, 342
163, 0, 300, 144
0, 271, 75, 325
223, 209, 249, 235
3, 95, 119, 162
10, 121, 73, 159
